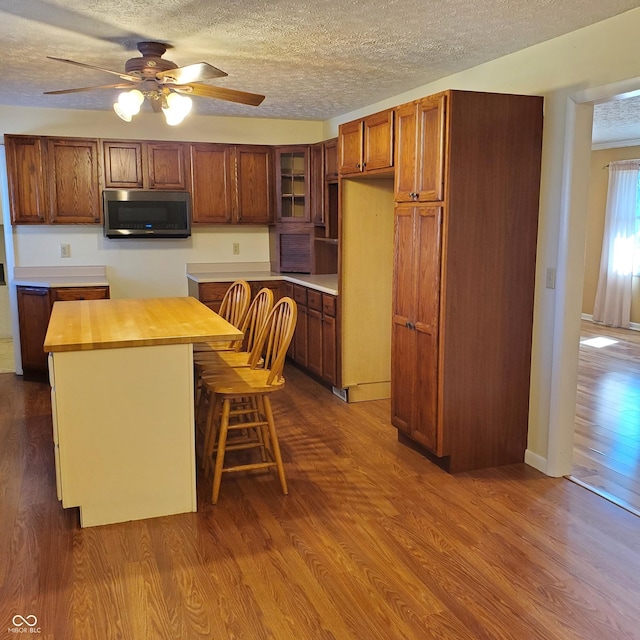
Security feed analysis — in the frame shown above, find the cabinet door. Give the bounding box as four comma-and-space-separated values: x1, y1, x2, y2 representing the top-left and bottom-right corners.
17, 286, 51, 377
338, 120, 363, 174
322, 294, 337, 386
281, 282, 295, 358
47, 138, 102, 223
307, 307, 323, 377
323, 138, 338, 180
391, 205, 417, 434
306, 290, 323, 377
411, 206, 443, 452
5, 136, 48, 223
310, 142, 324, 225
362, 109, 394, 171
235, 146, 273, 223
416, 94, 447, 202
190, 144, 233, 223
275, 146, 310, 223
394, 101, 419, 202
391, 204, 443, 450
103, 141, 144, 188
146, 142, 188, 190
292, 285, 308, 366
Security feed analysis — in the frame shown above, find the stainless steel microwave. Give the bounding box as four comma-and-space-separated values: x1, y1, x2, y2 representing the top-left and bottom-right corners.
103, 190, 191, 238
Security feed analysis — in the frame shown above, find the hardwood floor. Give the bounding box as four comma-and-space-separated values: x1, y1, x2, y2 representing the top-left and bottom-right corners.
571, 320, 640, 514
1, 366, 640, 639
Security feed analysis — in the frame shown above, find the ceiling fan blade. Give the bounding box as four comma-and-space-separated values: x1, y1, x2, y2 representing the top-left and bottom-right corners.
47, 56, 141, 82
156, 62, 227, 84
177, 83, 265, 106
44, 83, 134, 95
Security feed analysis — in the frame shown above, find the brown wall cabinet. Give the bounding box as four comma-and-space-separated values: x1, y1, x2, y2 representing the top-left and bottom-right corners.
190, 144, 273, 224
275, 146, 310, 223
5, 136, 47, 224
103, 140, 189, 190
7, 135, 271, 226
394, 94, 447, 203
324, 137, 339, 181
7, 135, 101, 224
338, 109, 394, 176
391, 90, 544, 473
48, 138, 102, 223
235, 146, 275, 224
17, 285, 110, 380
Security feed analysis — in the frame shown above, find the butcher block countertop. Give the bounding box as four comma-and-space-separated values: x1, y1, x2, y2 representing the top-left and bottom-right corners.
44, 296, 242, 353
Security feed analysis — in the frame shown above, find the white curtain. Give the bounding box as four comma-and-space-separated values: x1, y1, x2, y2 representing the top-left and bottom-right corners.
592, 160, 639, 328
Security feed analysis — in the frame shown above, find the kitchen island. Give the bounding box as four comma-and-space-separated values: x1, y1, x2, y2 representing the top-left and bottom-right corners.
44, 296, 242, 528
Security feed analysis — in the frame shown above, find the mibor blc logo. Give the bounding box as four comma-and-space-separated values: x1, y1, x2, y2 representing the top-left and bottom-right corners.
7, 615, 41, 634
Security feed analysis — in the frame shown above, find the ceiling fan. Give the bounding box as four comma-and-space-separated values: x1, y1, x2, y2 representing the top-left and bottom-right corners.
45, 42, 265, 123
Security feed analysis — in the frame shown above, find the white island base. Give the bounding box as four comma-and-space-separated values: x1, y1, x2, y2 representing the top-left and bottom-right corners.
50, 343, 197, 528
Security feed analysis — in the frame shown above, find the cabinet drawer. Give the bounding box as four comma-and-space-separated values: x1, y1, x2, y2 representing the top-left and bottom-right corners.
281, 282, 294, 299
307, 289, 322, 311
293, 284, 307, 306
322, 294, 336, 317
198, 282, 231, 303
52, 286, 110, 302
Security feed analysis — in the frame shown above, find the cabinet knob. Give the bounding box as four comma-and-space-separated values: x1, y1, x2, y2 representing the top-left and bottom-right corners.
356, 163, 360, 168
362, 162, 366, 168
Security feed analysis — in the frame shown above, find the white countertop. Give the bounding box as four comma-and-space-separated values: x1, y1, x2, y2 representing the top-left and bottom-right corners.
13, 266, 109, 288
186, 269, 338, 295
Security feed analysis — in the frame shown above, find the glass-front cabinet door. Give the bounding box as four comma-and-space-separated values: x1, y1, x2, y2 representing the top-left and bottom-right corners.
276, 146, 310, 222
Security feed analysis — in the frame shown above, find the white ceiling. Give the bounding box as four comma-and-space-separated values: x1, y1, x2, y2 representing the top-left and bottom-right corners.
1, 0, 640, 133
593, 97, 640, 147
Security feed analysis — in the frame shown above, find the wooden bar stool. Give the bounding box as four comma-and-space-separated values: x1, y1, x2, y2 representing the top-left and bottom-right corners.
194, 287, 274, 428
200, 297, 297, 503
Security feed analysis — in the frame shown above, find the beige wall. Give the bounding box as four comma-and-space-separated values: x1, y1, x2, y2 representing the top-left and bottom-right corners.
584, 148, 640, 323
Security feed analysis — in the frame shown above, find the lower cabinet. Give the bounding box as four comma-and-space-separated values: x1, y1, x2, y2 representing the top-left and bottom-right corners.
17, 285, 110, 380
190, 278, 339, 387
284, 282, 338, 386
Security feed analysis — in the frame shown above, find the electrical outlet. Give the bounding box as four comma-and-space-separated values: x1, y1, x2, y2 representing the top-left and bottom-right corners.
232, 242, 240, 255
60, 244, 71, 258
545, 267, 556, 289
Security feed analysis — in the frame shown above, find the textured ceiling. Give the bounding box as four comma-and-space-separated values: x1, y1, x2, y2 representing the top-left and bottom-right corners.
1, 0, 640, 124
593, 97, 640, 147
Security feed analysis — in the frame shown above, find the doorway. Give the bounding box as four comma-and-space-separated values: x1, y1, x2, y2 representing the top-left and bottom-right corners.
551, 80, 640, 513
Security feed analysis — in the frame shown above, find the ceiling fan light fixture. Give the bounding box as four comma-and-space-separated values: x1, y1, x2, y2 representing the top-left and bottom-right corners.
114, 89, 144, 120
162, 92, 192, 126
113, 101, 133, 122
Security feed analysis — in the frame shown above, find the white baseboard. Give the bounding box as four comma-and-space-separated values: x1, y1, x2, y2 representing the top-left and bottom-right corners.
581, 313, 640, 331
524, 449, 548, 474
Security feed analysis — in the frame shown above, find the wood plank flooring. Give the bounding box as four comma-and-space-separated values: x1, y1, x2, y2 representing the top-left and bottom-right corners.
571, 320, 640, 514
1, 366, 640, 639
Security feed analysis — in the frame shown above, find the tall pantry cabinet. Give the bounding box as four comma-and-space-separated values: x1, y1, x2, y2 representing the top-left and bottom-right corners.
391, 90, 543, 473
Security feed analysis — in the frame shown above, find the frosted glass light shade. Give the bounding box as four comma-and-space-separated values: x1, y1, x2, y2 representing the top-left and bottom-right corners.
162, 93, 193, 125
